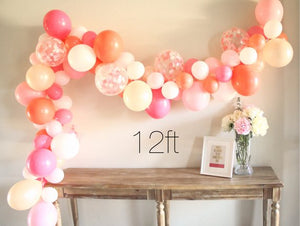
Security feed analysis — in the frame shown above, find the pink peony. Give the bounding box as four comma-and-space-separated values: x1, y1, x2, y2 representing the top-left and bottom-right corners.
234, 117, 251, 135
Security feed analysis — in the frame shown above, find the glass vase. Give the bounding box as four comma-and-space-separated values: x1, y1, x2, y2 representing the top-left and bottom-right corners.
234, 132, 253, 175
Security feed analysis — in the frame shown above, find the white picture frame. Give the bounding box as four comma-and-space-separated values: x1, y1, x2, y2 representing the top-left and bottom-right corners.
200, 136, 235, 178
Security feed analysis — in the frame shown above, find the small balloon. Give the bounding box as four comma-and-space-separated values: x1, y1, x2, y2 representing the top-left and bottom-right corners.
239, 47, 258, 65
204, 57, 222, 73
27, 201, 58, 226
147, 72, 165, 89
68, 44, 96, 72
203, 76, 219, 94
221, 50, 240, 67
46, 83, 63, 100
115, 52, 135, 68
263, 20, 282, 39
54, 96, 72, 109
46, 168, 64, 184
182, 82, 210, 111
146, 89, 171, 119
64, 36, 82, 51
55, 71, 70, 86
183, 58, 198, 75
54, 109, 73, 125
215, 65, 232, 82
42, 187, 58, 203
63, 59, 87, 79
51, 133, 79, 160
15, 82, 46, 106
191, 61, 209, 80
29, 53, 41, 65
34, 134, 52, 149
82, 31, 97, 47
26, 64, 55, 91
45, 120, 63, 137
221, 27, 249, 52
247, 34, 266, 51
26, 97, 55, 125
69, 26, 88, 39
22, 167, 38, 180
154, 50, 184, 81
247, 25, 265, 37
127, 61, 145, 80
161, 81, 180, 99
175, 72, 194, 89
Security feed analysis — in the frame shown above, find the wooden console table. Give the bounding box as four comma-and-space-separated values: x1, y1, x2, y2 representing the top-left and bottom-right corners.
51, 166, 283, 226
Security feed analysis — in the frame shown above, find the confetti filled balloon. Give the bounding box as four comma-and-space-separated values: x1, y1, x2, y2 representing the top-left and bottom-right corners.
95, 64, 128, 96
221, 27, 249, 52
154, 50, 184, 81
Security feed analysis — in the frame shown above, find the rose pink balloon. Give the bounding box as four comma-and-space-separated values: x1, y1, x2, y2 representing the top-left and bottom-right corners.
255, 0, 283, 25
27, 201, 58, 226
182, 82, 210, 111
51, 64, 64, 73
34, 135, 52, 149
82, 31, 97, 47
215, 66, 233, 82
221, 50, 240, 67
154, 50, 184, 81
43, 10, 72, 40
26, 149, 57, 177
54, 109, 73, 125
46, 83, 63, 100
63, 60, 87, 79
221, 27, 249, 52
247, 25, 265, 37
36, 37, 66, 67
146, 89, 171, 119
204, 57, 221, 74
15, 82, 46, 106
183, 58, 198, 75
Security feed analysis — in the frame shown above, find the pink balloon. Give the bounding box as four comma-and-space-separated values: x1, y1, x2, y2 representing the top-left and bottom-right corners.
54, 109, 73, 125
34, 135, 52, 149
63, 59, 87, 79
182, 82, 210, 111
26, 149, 57, 177
204, 57, 221, 74
29, 53, 41, 65
43, 10, 72, 40
46, 83, 63, 100
183, 58, 198, 75
221, 50, 240, 67
215, 66, 233, 82
146, 89, 171, 119
51, 64, 64, 73
28, 201, 58, 226
15, 82, 46, 106
247, 25, 265, 37
255, 0, 283, 25
82, 31, 97, 47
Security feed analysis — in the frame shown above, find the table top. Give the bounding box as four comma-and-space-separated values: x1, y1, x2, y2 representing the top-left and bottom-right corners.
52, 166, 283, 190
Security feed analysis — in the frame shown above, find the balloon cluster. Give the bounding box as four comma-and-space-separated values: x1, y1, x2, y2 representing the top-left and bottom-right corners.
9, 1, 293, 225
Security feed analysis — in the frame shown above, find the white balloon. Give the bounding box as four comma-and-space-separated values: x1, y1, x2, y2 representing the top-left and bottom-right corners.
22, 167, 38, 180
68, 44, 96, 72
42, 187, 58, 203
54, 96, 72, 109
191, 61, 209, 80
162, 81, 179, 99
55, 71, 70, 86
264, 20, 282, 39
239, 47, 258, 65
115, 52, 135, 68
147, 72, 165, 89
69, 26, 88, 39
127, 61, 145, 80
51, 133, 79, 160
46, 120, 63, 137
46, 168, 65, 184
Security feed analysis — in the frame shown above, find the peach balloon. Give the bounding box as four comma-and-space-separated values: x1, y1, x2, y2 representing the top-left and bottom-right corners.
255, 0, 283, 25
26, 64, 55, 91
7, 179, 42, 210
248, 34, 266, 51
175, 72, 194, 89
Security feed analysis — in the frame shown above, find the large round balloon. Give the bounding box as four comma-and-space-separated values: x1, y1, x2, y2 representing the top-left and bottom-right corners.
263, 38, 293, 68
26, 98, 55, 125
26, 65, 55, 91
95, 64, 128, 96
94, 30, 123, 63
123, 81, 152, 111
182, 82, 210, 111
255, 0, 283, 25
231, 65, 259, 96
43, 10, 72, 40
27, 201, 58, 226
26, 149, 57, 177
146, 89, 171, 119
7, 179, 42, 210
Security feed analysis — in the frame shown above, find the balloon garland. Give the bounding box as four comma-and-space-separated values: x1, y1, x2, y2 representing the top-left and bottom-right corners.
8, 0, 293, 225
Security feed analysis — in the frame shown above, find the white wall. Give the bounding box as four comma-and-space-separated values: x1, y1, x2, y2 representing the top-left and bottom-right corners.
0, 0, 298, 225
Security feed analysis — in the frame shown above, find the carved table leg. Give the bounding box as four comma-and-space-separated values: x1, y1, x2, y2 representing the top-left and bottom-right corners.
54, 200, 62, 226
70, 198, 79, 226
164, 200, 170, 226
271, 188, 280, 226
156, 201, 165, 226
263, 199, 269, 226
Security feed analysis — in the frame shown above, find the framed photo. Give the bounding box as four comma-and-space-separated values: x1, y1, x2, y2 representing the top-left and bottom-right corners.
200, 136, 235, 178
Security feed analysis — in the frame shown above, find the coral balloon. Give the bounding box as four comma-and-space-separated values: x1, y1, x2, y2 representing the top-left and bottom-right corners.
146, 89, 171, 119
27, 201, 58, 226
36, 37, 66, 67
94, 30, 123, 63
26, 64, 55, 91
7, 179, 42, 210
64, 36, 81, 51
95, 64, 128, 96
26, 149, 57, 177
255, 0, 283, 25
26, 98, 55, 124
221, 27, 249, 52
43, 10, 71, 40
123, 81, 152, 111
154, 50, 184, 81
182, 82, 210, 111
175, 72, 194, 89
263, 38, 293, 68
247, 25, 265, 37
15, 82, 46, 106
248, 34, 266, 51
231, 65, 259, 96
203, 76, 219, 94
